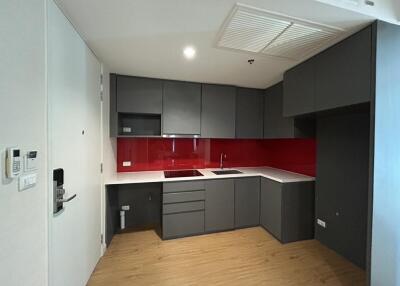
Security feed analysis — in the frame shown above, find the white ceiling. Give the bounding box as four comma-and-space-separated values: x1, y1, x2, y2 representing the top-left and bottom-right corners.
55, 0, 383, 88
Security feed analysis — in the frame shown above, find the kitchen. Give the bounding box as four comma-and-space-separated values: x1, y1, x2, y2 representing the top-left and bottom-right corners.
1, 1, 400, 286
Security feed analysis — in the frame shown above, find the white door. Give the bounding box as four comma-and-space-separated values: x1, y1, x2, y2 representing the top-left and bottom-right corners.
47, 1, 102, 285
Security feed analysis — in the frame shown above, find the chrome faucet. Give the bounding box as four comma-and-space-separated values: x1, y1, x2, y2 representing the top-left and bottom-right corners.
220, 153, 227, 169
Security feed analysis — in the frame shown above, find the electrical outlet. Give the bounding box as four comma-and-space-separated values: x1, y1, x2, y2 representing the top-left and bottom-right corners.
122, 161, 131, 167
121, 205, 130, 211
122, 127, 132, 133
317, 219, 327, 228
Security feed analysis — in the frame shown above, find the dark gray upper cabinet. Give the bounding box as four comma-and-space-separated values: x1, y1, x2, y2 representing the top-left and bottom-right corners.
116, 76, 163, 114
235, 177, 260, 228
265, 82, 295, 138
283, 58, 315, 117
315, 26, 372, 111
110, 74, 118, 137
205, 179, 235, 232
235, 88, 264, 138
162, 81, 201, 135
201, 84, 236, 138
265, 82, 315, 138
282, 26, 372, 116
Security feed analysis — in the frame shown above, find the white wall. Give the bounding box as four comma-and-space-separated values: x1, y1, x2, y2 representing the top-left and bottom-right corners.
371, 21, 400, 286
0, 0, 48, 285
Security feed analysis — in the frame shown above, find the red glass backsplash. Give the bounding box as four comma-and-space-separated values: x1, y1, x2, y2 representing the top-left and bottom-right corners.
117, 138, 316, 176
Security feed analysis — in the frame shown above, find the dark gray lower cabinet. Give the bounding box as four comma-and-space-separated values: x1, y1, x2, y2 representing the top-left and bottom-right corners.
260, 179, 282, 239
260, 178, 315, 243
106, 183, 162, 246
162, 181, 205, 239
163, 211, 204, 239
235, 177, 260, 228
205, 179, 235, 232
160, 177, 314, 242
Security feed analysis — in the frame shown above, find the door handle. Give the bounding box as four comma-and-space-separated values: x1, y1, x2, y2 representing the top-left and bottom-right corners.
57, 194, 76, 203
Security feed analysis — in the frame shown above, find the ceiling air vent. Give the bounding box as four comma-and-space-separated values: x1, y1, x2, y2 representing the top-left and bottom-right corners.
216, 4, 344, 61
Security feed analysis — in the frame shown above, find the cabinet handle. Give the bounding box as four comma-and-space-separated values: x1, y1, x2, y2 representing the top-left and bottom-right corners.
57, 194, 77, 203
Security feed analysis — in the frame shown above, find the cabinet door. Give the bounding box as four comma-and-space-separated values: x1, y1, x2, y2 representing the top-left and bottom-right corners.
116, 76, 163, 114
264, 82, 295, 138
235, 88, 264, 138
260, 178, 282, 240
201, 84, 236, 138
315, 27, 371, 111
315, 111, 369, 268
205, 179, 235, 232
283, 59, 315, 117
163, 211, 204, 239
235, 177, 260, 228
162, 81, 201, 135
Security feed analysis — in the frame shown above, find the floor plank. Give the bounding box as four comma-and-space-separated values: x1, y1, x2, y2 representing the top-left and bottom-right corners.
88, 227, 365, 286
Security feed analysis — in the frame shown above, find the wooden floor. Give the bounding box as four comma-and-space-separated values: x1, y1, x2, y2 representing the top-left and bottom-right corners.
88, 227, 365, 286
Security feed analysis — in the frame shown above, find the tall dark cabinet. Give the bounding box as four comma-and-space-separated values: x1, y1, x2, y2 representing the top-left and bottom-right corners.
315, 108, 370, 268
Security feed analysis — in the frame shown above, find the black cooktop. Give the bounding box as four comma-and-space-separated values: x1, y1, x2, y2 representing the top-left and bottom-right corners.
164, 169, 204, 178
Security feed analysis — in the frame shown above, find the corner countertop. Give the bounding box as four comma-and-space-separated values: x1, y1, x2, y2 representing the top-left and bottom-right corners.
105, 166, 315, 185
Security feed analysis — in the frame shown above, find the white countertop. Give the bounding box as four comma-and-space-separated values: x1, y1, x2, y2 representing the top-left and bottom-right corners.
105, 166, 315, 185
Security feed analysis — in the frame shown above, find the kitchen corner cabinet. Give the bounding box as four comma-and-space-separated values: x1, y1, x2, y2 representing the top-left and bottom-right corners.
235, 88, 264, 138
265, 82, 315, 138
116, 75, 163, 114
205, 179, 235, 232
201, 84, 236, 138
265, 82, 296, 138
260, 178, 315, 243
283, 59, 315, 117
162, 81, 201, 135
235, 177, 260, 228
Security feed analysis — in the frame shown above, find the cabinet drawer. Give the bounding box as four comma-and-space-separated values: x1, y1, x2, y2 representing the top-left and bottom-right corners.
163, 211, 204, 239
163, 190, 205, 203
163, 201, 205, 214
163, 181, 205, 193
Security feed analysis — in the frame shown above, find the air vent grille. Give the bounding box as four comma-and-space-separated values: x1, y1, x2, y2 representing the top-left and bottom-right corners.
218, 10, 290, 52
216, 4, 343, 60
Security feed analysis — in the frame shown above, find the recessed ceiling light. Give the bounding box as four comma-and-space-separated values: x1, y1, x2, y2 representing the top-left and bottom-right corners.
183, 46, 196, 59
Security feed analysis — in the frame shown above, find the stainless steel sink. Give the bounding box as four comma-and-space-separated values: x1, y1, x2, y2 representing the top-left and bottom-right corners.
212, 170, 242, 175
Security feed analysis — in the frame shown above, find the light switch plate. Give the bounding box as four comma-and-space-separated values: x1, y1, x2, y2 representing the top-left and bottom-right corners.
19, 173, 37, 191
